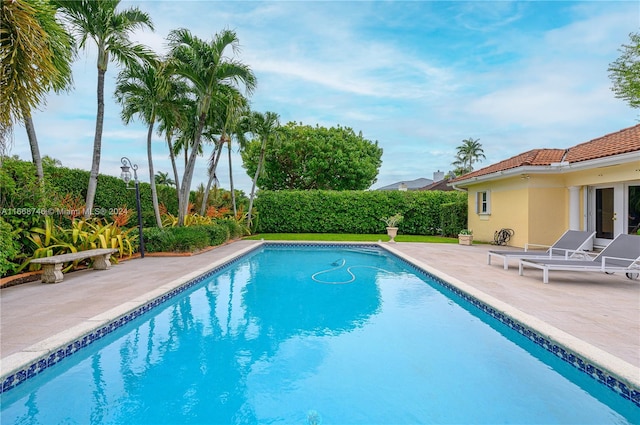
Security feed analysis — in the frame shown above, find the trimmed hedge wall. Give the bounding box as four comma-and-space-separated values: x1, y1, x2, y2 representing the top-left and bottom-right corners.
254, 190, 467, 235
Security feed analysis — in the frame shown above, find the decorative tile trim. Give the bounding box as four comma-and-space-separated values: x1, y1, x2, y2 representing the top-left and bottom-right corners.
2, 243, 638, 409
1, 245, 260, 395
386, 250, 640, 408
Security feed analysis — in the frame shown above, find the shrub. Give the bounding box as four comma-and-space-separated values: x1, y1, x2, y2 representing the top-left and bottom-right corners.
166, 227, 210, 252
143, 227, 176, 253
194, 225, 228, 247
0, 217, 21, 277
143, 223, 231, 253
216, 218, 246, 239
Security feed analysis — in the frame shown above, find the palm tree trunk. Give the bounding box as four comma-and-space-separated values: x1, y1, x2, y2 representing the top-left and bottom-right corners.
147, 120, 162, 227
23, 110, 44, 184
166, 133, 181, 208
227, 137, 237, 218
85, 67, 106, 218
178, 114, 206, 226
200, 142, 223, 215
246, 138, 266, 227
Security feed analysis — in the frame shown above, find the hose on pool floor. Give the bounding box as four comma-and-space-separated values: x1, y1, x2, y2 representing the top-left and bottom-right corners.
311, 259, 391, 284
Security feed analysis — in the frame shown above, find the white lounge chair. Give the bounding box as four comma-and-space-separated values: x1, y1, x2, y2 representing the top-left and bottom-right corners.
518, 233, 640, 284
487, 230, 595, 270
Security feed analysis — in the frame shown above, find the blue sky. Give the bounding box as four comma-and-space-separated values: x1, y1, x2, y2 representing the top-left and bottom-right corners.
8, 0, 639, 194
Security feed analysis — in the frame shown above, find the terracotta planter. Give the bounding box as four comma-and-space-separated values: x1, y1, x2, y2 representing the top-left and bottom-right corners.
458, 234, 473, 246
386, 227, 399, 243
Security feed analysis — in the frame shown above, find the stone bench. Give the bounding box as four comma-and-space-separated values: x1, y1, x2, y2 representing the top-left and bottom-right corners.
29, 248, 119, 283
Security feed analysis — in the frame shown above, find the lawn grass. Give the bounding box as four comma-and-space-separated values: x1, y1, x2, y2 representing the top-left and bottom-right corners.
244, 233, 459, 243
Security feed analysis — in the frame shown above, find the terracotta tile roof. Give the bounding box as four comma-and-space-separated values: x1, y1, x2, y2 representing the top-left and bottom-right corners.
564, 124, 640, 163
452, 124, 640, 183
452, 149, 566, 181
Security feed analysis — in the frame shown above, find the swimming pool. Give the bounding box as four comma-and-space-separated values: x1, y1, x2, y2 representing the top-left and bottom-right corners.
1, 244, 639, 423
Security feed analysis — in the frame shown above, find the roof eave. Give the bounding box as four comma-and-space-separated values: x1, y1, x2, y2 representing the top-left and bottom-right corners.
450, 150, 640, 188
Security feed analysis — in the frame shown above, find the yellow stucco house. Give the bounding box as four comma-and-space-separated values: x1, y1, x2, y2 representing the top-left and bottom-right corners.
450, 124, 640, 248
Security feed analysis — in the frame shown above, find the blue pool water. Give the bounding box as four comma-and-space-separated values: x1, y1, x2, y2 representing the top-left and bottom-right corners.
1, 245, 638, 424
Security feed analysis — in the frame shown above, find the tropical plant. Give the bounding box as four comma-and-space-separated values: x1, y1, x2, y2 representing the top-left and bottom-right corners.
199, 86, 249, 216
453, 138, 485, 176
161, 212, 213, 228
155, 73, 192, 197
609, 32, 640, 109
381, 213, 403, 228
458, 229, 473, 235
115, 58, 166, 227
1, 0, 75, 183
242, 110, 280, 227
155, 171, 175, 187
23, 215, 138, 272
53, 0, 155, 218
166, 27, 257, 226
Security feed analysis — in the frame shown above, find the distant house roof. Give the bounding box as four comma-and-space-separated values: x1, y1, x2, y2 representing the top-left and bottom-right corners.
451, 124, 640, 185
377, 177, 433, 191
419, 178, 456, 191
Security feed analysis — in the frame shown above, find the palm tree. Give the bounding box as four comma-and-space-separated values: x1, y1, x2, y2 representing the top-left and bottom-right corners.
155, 171, 175, 187
115, 58, 166, 227
200, 137, 223, 216
53, 0, 154, 218
156, 78, 193, 199
200, 87, 248, 216
454, 138, 486, 175
222, 94, 249, 219
166, 28, 256, 226
243, 111, 280, 227
1, 0, 74, 183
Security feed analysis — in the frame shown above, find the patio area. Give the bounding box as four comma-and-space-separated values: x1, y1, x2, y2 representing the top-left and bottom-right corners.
1, 239, 638, 387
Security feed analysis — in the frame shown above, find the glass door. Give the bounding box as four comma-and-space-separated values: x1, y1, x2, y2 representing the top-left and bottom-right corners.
589, 183, 640, 246
595, 187, 615, 241
628, 185, 640, 235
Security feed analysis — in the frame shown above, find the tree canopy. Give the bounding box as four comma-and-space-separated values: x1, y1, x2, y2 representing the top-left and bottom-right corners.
452, 137, 485, 176
241, 122, 382, 190
1, 0, 74, 150
609, 32, 640, 109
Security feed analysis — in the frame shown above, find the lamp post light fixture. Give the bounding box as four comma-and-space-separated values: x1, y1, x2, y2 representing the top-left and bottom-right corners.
120, 157, 145, 258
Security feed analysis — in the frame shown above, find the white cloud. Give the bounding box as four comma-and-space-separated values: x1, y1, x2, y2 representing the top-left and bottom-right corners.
7, 1, 639, 194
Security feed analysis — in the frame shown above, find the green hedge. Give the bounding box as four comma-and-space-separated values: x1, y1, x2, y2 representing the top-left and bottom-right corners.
254, 190, 467, 235
0, 157, 179, 230
439, 201, 468, 237
46, 162, 179, 221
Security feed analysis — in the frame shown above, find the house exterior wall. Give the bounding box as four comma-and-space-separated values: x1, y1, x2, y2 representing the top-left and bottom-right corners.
527, 185, 567, 246
462, 161, 640, 248
562, 161, 639, 187
466, 178, 530, 247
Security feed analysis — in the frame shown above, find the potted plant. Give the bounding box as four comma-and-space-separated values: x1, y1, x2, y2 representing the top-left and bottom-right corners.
458, 229, 473, 246
381, 213, 403, 243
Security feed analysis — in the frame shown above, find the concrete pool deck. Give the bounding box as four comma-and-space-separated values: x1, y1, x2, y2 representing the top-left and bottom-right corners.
1, 240, 639, 390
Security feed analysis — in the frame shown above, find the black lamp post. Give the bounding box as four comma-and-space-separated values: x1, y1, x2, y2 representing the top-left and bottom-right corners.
120, 157, 145, 258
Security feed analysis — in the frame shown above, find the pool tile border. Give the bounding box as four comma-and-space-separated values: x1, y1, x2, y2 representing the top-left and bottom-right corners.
381, 245, 640, 408
1, 243, 262, 395
2, 241, 638, 409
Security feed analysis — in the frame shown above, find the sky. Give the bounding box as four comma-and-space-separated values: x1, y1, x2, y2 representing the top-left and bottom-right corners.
7, 0, 640, 195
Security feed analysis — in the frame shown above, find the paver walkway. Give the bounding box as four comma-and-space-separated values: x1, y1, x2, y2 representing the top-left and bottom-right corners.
1, 240, 638, 377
